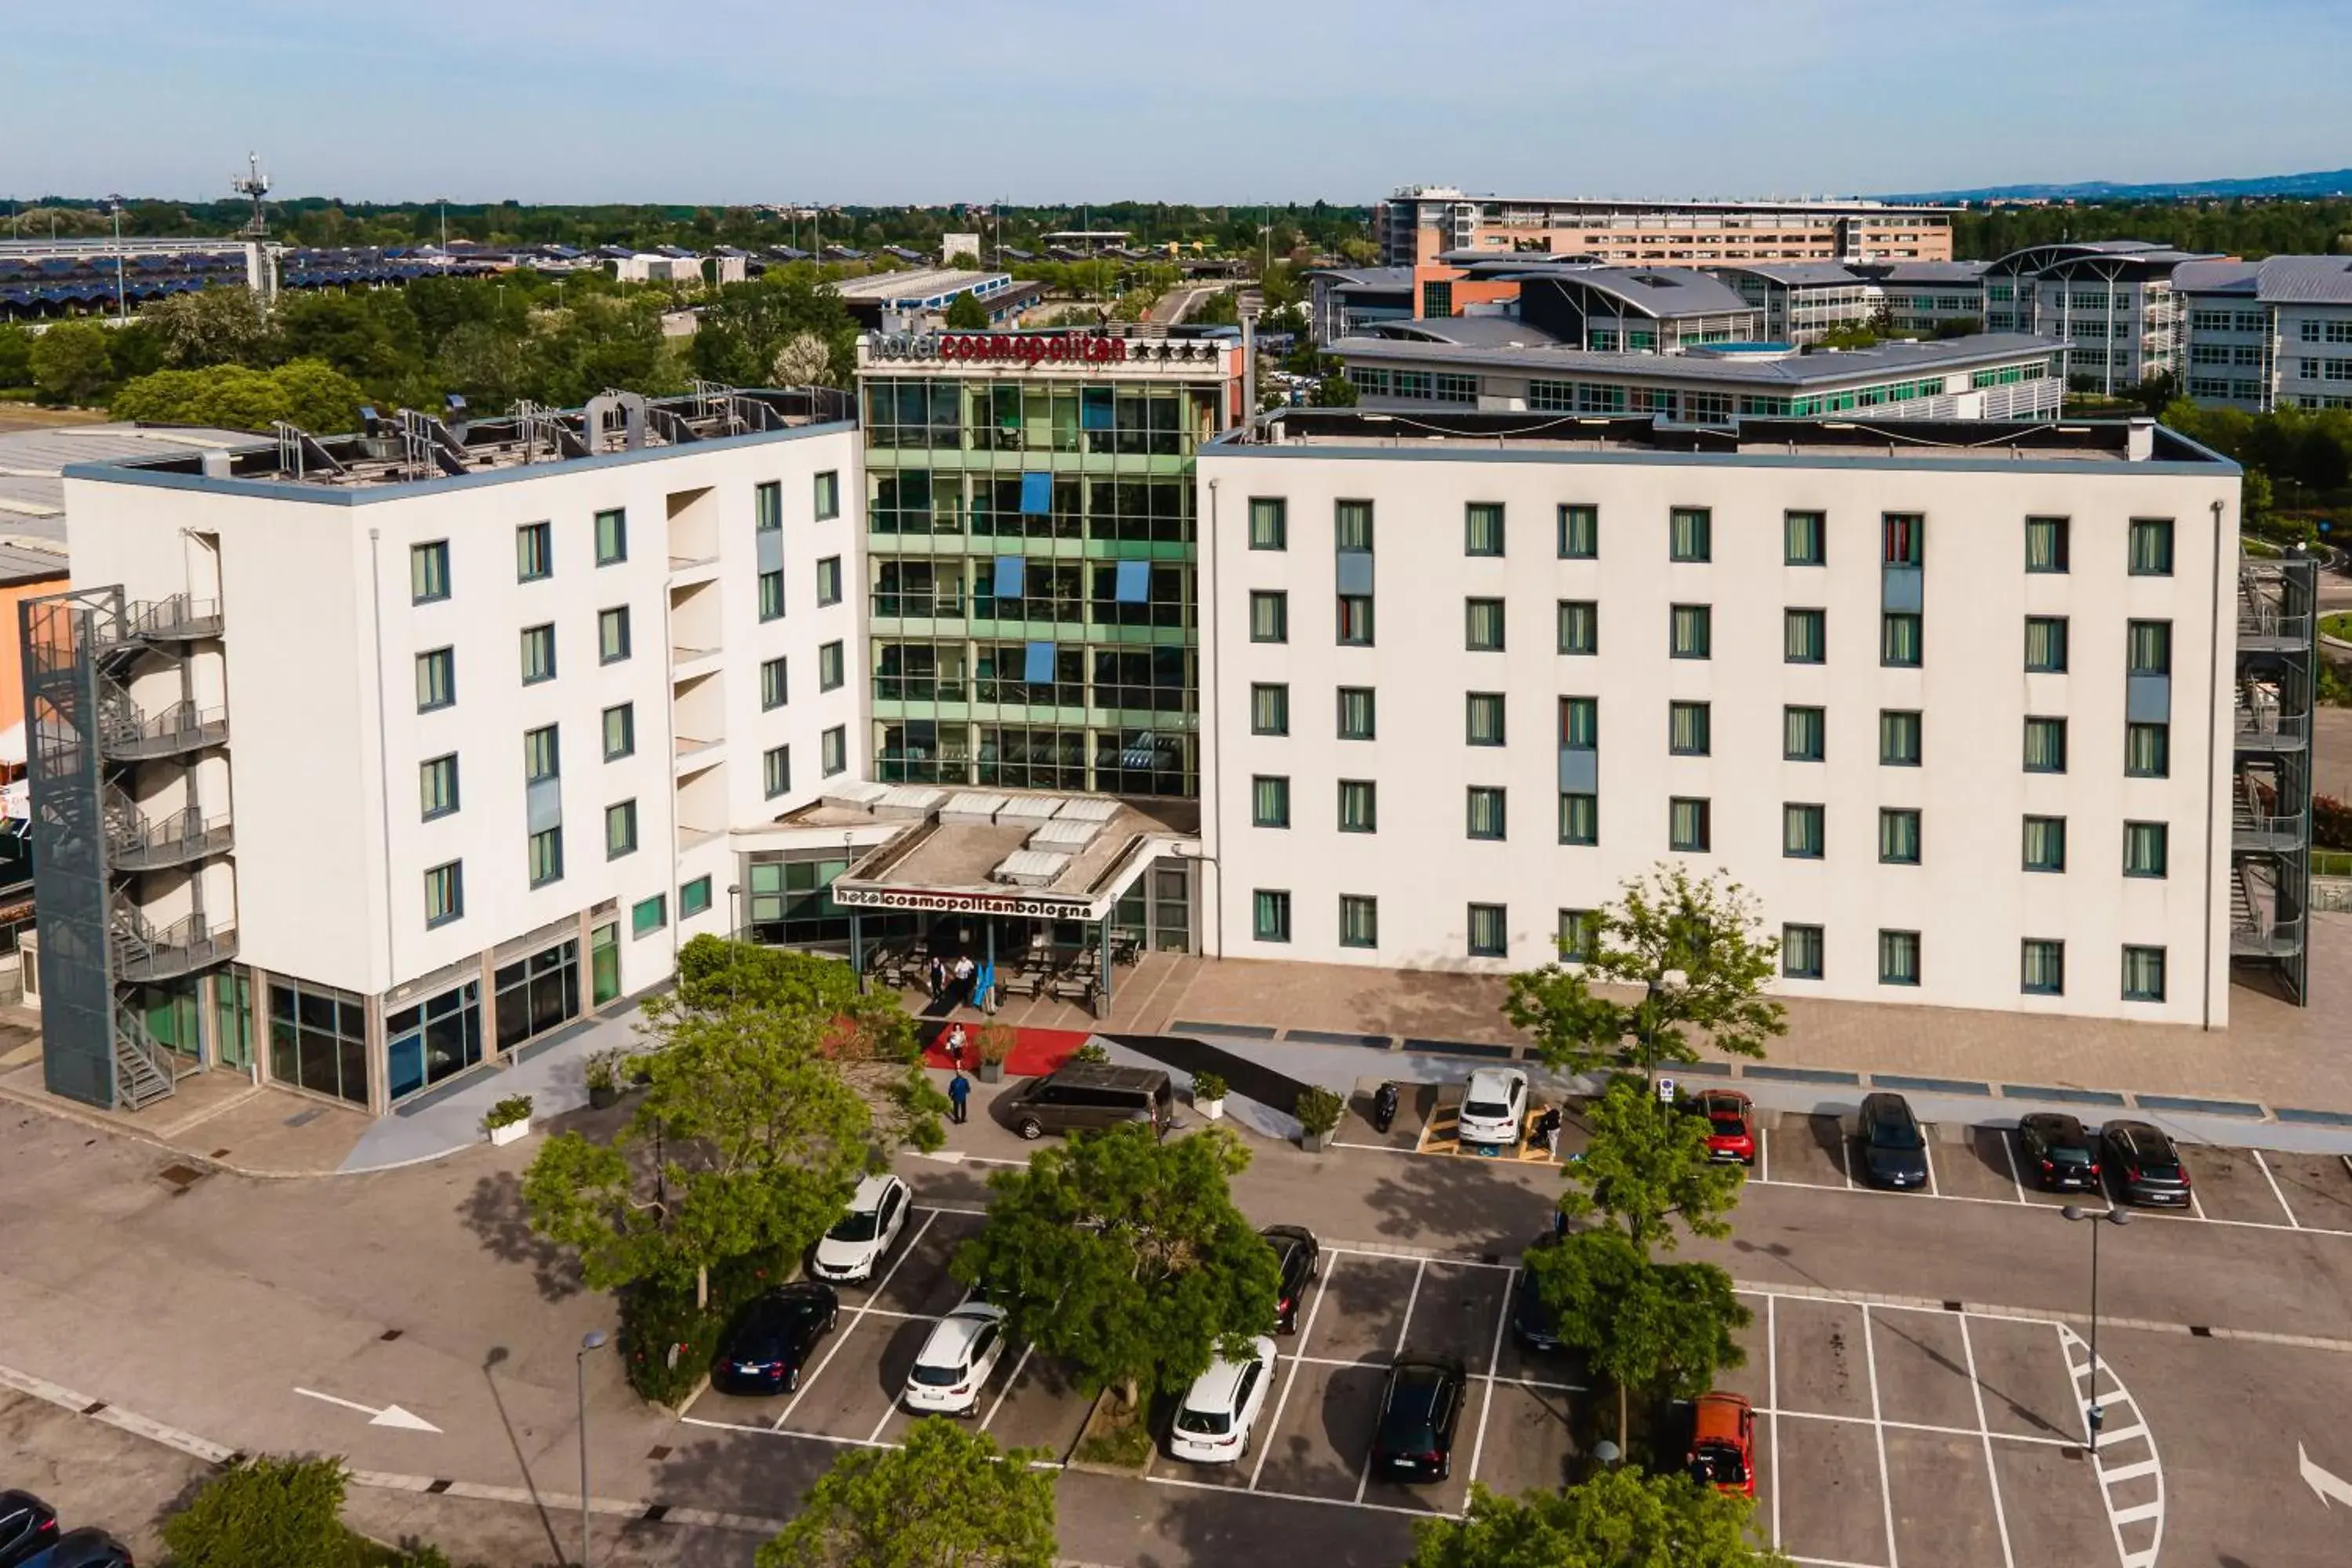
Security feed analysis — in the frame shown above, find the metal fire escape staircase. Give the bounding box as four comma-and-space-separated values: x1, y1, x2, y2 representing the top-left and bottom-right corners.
2230, 557, 2316, 999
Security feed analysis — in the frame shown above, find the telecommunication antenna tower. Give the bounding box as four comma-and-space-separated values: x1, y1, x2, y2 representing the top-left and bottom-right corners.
231, 152, 272, 238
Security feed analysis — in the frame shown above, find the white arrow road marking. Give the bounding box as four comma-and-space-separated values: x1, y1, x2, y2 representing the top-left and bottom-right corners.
293, 1388, 441, 1433
913, 1149, 967, 1164
2302, 1443, 2352, 1508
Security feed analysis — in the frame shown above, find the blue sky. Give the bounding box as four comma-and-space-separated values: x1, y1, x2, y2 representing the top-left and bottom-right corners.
9, 0, 2352, 207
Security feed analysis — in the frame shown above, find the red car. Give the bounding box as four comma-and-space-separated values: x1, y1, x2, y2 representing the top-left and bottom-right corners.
1687, 1392, 1756, 1497
1693, 1090, 1756, 1166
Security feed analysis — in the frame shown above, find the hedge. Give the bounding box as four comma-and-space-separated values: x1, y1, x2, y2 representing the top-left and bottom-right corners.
620, 1244, 793, 1406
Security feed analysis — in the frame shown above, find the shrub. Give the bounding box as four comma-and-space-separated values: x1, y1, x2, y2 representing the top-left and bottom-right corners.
620, 1245, 791, 1406
1294, 1086, 1345, 1137
1191, 1070, 1228, 1103
162, 1456, 358, 1568
1070, 1040, 1112, 1065
2316, 793, 2352, 851
483, 1094, 533, 1131
977, 1023, 1018, 1065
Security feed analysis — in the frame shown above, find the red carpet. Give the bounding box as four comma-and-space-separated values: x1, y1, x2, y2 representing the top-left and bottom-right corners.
924, 1023, 1092, 1077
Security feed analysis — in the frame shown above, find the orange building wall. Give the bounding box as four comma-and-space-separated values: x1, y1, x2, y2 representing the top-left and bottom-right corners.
0, 575, 67, 737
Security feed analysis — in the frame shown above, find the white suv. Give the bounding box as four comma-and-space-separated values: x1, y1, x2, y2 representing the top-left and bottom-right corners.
811, 1174, 911, 1283
1457, 1068, 1529, 1152
903, 1303, 1009, 1415
1168, 1336, 1278, 1463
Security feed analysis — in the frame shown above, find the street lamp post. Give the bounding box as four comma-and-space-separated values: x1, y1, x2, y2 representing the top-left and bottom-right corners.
2060, 1204, 2131, 1452
575, 1330, 607, 1567
110, 195, 128, 325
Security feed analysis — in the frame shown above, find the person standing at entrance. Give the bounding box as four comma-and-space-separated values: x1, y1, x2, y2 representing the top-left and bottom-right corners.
943, 1022, 967, 1069
953, 953, 976, 1007
948, 1070, 971, 1125
927, 953, 946, 999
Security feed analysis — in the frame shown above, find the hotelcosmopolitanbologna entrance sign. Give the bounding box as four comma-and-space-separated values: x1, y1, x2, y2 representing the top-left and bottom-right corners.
866, 331, 1225, 368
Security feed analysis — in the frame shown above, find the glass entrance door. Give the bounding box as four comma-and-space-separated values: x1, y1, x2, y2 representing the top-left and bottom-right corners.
590, 921, 620, 1007
211, 967, 254, 1070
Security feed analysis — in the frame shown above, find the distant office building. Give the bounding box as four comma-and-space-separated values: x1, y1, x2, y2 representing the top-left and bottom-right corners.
831, 269, 1035, 329
1512, 268, 1766, 353
1377, 188, 1956, 269
1708, 264, 1881, 346
2175, 255, 2352, 412
1983, 241, 2220, 396
1859, 260, 1992, 337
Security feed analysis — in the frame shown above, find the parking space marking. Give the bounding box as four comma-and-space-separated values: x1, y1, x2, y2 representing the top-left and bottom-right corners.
1147, 1471, 1438, 1521
1463, 1250, 1517, 1490
772, 1209, 940, 1432
2255, 1152, 2301, 1228
2058, 1322, 2163, 1568
1920, 1138, 1938, 1199
1762, 1406, 2074, 1447
1352, 1258, 1428, 1506
1250, 1254, 1334, 1492
1957, 1314, 2017, 1568
978, 1345, 1031, 1433
1998, 1131, 2027, 1203
1842, 1131, 1855, 1190
1768, 1294, 1782, 1551
1858, 1306, 1900, 1568
1787, 1559, 1889, 1568
1747, 1161, 2352, 1239
1760, 1126, 1771, 1183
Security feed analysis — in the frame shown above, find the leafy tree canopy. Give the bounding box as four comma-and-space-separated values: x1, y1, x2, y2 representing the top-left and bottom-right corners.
111, 358, 366, 432
1409, 1472, 1791, 1568
944, 289, 990, 329
757, 1417, 1056, 1568
160, 1456, 357, 1568
27, 320, 115, 406
1559, 1076, 1745, 1252
1528, 1229, 1748, 1416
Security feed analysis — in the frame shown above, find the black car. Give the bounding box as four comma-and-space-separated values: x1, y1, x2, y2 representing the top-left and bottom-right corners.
1511, 1238, 1564, 1352
18, 1530, 129, 1568
1262, 1225, 1320, 1334
1370, 1354, 1468, 1482
1858, 1093, 1929, 1190
712, 1282, 840, 1395
2100, 1121, 2194, 1207
2017, 1113, 2102, 1192
0, 1494, 59, 1568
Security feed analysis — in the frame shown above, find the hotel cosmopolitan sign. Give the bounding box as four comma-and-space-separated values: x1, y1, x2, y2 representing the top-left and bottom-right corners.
868, 332, 1221, 369
830, 882, 1109, 920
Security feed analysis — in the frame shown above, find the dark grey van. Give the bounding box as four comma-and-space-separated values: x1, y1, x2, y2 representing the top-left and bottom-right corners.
1003, 1064, 1175, 1140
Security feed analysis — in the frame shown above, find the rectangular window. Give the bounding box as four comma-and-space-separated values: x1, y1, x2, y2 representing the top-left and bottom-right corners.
517, 521, 552, 582
1669, 797, 1711, 852
1466, 692, 1506, 746
821, 725, 847, 776
521, 623, 557, 684
681, 876, 713, 918
1558, 909, 1596, 964
1783, 924, 1824, 980
1879, 808, 1922, 865
2128, 619, 2172, 675
814, 470, 840, 521
2129, 518, 2175, 575
419, 754, 459, 820
764, 743, 792, 799
1881, 612, 1922, 668
411, 540, 450, 604
819, 641, 845, 691
424, 862, 463, 928
1252, 775, 1291, 829
1784, 510, 1825, 566
1560, 695, 1598, 750
1878, 929, 1921, 987
1468, 903, 1508, 958
2122, 945, 2167, 1002
1784, 803, 1825, 859
1784, 705, 1825, 762
1558, 503, 1598, 559
1337, 593, 1375, 646
2024, 716, 2068, 773
631, 894, 667, 938
1785, 608, 1826, 664
1465, 503, 1505, 557
1467, 786, 1508, 840
1669, 700, 1711, 757
1339, 895, 1378, 949
595, 507, 627, 566
1671, 604, 1711, 659
1338, 779, 1377, 833
2124, 820, 2169, 878
760, 656, 789, 710
759, 568, 786, 621
754, 480, 782, 532
1254, 889, 1291, 943
602, 702, 634, 760
524, 723, 559, 782
2024, 516, 2068, 573
416, 648, 456, 711
1557, 600, 1598, 655
1879, 710, 1922, 766
1465, 597, 1505, 651
1559, 791, 1598, 845
2126, 722, 2170, 778
1250, 683, 1289, 735
816, 557, 843, 607
1335, 499, 1374, 552
605, 799, 637, 859
598, 606, 632, 664
1250, 590, 1288, 644
1338, 686, 1376, 739
528, 826, 564, 888
2023, 815, 2067, 872
2022, 939, 2065, 996
1882, 514, 1922, 566
1250, 497, 1287, 550
1670, 506, 1712, 562
2024, 615, 2069, 673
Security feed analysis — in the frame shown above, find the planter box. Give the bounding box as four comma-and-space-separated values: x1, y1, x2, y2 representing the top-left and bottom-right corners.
1196, 1098, 1226, 1121
588, 1084, 620, 1110
978, 1059, 1004, 1083
488, 1119, 532, 1147
1300, 1127, 1334, 1153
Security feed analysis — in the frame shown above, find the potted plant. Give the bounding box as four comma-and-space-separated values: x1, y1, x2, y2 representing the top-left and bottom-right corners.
975, 1023, 1017, 1084
1294, 1086, 1345, 1153
585, 1049, 624, 1110
1192, 1069, 1229, 1121
1071, 1040, 1111, 1066
484, 1094, 535, 1147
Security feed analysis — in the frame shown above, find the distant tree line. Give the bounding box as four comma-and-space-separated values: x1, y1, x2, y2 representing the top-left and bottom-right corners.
1954, 198, 2352, 260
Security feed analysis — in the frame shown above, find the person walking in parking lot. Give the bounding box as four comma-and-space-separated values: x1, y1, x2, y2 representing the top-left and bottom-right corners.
949, 1070, 970, 1125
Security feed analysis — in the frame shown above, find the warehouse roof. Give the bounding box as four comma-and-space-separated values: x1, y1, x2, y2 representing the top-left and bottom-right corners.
1330, 332, 2063, 388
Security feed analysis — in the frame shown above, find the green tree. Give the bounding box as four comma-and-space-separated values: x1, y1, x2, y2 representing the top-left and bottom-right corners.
1409, 1472, 1790, 1568
690, 273, 857, 388
0, 325, 31, 390
757, 1418, 1055, 1568
143, 285, 280, 368
945, 289, 990, 329
1504, 865, 1785, 1080
110, 359, 365, 433
1529, 1229, 1748, 1453
160, 1456, 356, 1568
1559, 1076, 1745, 1252
1311, 369, 1359, 407
27, 321, 118, 405
953, 1122, 1280, 1409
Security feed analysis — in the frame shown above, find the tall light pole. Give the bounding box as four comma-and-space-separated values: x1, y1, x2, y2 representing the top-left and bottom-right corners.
575, 1329, 607, 1567
110, 195, 128, 325
2060, 1205, 2131, 1451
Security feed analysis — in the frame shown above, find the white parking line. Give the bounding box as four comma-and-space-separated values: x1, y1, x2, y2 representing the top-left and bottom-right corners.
1148, 1471, 1439, 1521
1921, 1138, 1939, 1198
1250, 1255, 1334, 1493
1842, 1127, 1856, 1190
1760, 1126, 1771, 1183
1762, 1406, 2077, 1448
776, 1210, 940, 1434
1998, 1129, 2028, 1203
2059, 1321, 2165, 1568
1768, 1294, 1782, 1551
2255, 1151, 2302, 1229
1743, 1167, 2352, 1239
1354, 1258, 1428, 1506
979, 1344, 1033, 1433
1463, 1258, 1516, 1490
1957, 1314, 2018, 1568
1860, 1305, 1900, 1568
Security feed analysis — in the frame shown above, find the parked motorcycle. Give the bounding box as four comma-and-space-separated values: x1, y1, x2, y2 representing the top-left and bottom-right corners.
1371, 1080, 1401, 1134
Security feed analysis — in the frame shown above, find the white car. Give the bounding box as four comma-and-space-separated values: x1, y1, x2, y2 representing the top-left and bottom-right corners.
903, 1303, 1009, 1415
1168, 1336, 1278, 1463
811, 1174, 911, 1283
1457, 1068, 1530, 1151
